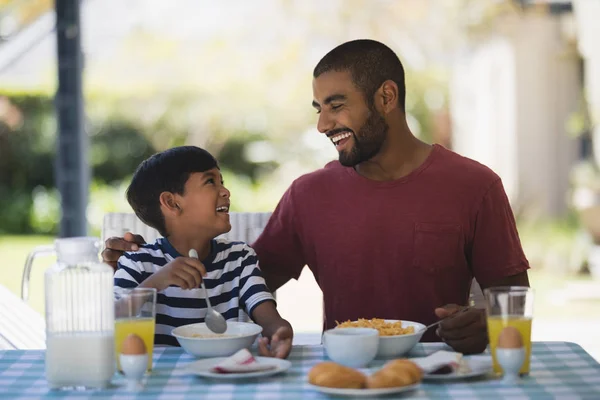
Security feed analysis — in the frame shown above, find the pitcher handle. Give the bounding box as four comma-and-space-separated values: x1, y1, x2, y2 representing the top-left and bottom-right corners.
21, 245, 55, 302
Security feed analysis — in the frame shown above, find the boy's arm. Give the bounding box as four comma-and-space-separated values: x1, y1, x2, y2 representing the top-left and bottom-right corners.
252, 301, 293, 339
237, 245, 293, 358
114, 254, 146, 288
252, 301, 293, 359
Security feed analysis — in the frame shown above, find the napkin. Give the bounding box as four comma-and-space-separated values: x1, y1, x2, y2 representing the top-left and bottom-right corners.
410, 350, 472, 374
210, 349, 276, 374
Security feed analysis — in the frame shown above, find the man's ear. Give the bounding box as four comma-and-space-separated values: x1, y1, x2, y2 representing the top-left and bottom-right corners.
159, 192, 181, 215
375, 80, 399, 114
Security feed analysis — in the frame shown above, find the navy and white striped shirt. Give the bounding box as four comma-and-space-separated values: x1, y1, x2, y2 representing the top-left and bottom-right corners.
114, 238, 275, 346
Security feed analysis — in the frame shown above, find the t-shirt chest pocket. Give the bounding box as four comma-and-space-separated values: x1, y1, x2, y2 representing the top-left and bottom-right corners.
412, 222, 462, 273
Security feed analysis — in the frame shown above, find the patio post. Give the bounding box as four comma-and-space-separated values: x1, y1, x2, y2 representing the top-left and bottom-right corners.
55, 0, 88, 237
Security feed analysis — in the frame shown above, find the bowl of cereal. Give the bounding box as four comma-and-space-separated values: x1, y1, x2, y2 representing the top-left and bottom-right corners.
335, 319, 425, 358
172, 322, 263, 358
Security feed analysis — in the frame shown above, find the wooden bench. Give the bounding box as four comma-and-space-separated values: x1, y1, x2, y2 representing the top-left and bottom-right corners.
0, 284, 45, 350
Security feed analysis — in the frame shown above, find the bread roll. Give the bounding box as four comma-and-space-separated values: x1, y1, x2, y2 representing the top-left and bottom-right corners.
384, 359, 423, 382
366, 359, 423, 389
308, 362, 367, 389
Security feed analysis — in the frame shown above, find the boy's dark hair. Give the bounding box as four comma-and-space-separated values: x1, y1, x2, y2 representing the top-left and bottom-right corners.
126, 146, 218, 237
313, 39, 406, 111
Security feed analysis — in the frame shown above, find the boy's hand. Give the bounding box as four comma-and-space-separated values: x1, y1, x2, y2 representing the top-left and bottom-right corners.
141, 257, 207, 291
258, 326, 293, 359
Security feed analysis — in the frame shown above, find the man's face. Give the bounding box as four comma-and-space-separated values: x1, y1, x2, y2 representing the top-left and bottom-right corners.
312, 71, 388, 167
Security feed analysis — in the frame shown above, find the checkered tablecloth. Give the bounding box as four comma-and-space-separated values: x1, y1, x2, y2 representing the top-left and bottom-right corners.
1, 342, 599, 399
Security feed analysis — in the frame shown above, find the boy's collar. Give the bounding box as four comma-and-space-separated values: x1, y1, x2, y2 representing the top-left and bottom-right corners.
159, 237, 216, 264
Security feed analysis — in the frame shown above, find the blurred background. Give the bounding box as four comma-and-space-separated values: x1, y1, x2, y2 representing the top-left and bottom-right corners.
1, 0, 599, 359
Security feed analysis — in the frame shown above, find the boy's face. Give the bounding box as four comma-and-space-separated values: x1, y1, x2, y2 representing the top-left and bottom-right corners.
176, 168, 231, 238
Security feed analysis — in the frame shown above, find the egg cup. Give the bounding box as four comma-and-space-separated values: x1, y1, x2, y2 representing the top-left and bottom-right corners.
120, 353, 148, 390
495, 347, 525, 384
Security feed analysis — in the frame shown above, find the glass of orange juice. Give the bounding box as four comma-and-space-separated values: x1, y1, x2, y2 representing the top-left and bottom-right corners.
484, 286, 533, 375
114, 288, 157, 372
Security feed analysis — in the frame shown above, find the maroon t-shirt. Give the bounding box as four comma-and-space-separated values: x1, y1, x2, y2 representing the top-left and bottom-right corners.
252, 145, 529, 341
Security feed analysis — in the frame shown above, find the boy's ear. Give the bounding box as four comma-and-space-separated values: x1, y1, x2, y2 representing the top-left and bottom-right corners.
159, 192, 181, 214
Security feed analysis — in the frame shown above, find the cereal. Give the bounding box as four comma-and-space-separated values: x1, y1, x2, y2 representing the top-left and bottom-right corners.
335, 318, 415, 336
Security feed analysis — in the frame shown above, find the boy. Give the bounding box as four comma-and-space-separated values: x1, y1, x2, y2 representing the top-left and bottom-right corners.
113, 146, 293, 358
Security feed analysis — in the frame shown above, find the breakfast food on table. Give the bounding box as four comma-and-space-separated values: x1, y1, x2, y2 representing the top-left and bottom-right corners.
308, 359, 422, 390
383, 359, 423, 381
497, 326, 524, 349
308, 362, 367, 389
366, 359, 422, 389
335, 318, 415, 336
115, 317, 155, 371
410, 350, 472, 375
121, 333, 147, 355
210, 349, 276, 373
487, 314, 532, 374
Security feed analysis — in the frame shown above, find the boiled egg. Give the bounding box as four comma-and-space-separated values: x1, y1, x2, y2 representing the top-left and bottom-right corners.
497, 326, 523, 349
121, 334, 147, 355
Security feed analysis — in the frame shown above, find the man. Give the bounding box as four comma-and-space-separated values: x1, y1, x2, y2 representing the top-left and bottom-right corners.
103, 39, 530, 354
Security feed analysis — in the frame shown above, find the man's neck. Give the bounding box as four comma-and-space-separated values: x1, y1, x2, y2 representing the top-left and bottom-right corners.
354, 132, 432, 181
167, 231, 212, 260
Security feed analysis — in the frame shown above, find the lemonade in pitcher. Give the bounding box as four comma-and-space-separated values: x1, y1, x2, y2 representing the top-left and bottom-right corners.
487, 315, 532, 374
115, 317, 155, 371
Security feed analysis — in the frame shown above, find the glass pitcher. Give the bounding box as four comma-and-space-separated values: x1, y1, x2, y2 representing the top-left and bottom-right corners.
44, 237, 115, 389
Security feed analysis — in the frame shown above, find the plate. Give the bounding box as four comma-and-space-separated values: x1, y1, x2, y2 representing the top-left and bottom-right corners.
308, 383, 420, 397
184, 356, 291, 379
423, 356, 493, 381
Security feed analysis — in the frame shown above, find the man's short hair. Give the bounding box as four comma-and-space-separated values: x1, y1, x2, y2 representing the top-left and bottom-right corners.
313, 39, 406, 111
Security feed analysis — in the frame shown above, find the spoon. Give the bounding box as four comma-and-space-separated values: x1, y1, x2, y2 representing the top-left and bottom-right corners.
422, 308, 470, 332
188, 249, 227, 334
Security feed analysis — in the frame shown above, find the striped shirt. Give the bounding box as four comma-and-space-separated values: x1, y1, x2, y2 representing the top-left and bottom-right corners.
114, 238, 275, 346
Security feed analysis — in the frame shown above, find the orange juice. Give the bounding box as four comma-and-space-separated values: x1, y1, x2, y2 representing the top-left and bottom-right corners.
115, 317, 155, 371
487, 315, 532, 374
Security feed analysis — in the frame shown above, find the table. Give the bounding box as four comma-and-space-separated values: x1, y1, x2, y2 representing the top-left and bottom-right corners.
1, 342, 599, 399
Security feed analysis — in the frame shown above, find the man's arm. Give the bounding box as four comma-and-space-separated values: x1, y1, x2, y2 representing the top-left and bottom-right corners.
436, 178, 530, 354
261, 270, 294, 293
252, 183, 307, 293
480, 270, 529, 290
435, 271, 530, 354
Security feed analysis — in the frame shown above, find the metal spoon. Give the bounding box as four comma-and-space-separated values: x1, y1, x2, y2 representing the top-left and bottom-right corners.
188, 249, 227, 334
421, 308, 470, 332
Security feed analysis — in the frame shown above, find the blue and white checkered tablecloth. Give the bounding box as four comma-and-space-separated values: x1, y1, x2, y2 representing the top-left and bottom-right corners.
1, 342, 599, 399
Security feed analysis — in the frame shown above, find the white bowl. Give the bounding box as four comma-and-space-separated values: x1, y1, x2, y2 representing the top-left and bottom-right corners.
172, 322, 262, 358
375, 320, 426, 358
335, 320, 426, 358
323, 327, 379, 368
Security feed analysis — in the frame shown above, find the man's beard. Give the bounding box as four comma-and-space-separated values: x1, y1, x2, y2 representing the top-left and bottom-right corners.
339, 109, 388, 167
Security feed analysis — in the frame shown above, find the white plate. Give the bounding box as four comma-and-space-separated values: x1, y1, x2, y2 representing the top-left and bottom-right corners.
308, 383, 420, 397
184, 356, 291, 379
423, 356, 493, 381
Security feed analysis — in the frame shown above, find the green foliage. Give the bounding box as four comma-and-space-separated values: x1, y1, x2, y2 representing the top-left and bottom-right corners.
0, 91, 156, 234
90, 119, 156, 184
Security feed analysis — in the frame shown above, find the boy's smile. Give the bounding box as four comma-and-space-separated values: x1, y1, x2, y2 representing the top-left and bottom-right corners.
174, 168, 232, 238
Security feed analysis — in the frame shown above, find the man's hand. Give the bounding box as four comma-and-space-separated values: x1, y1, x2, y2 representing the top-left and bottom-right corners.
140, 257, 207, 292
258, 325, 293, 359
434, 304, 488, 355
102, 232, 146, 270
